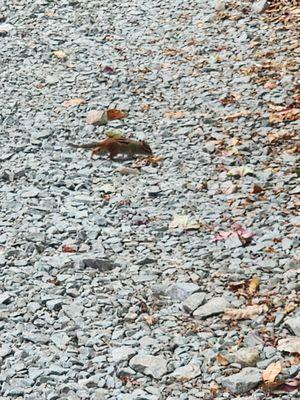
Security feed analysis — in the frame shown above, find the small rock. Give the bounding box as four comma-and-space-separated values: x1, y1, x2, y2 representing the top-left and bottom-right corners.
47, 365, 67, 376
171, 363, 201, 381
111, 346, 136, 363
277, 337, 300, 354
0, 292, 12, 305
51, 332, 70, 349
221, 367, 261, 393
86, 110, 108, 126
285, 316, 300, 336
252, 0, 268, 14
81, 258, 117, 271
166, 282, 199, 301
23, 333, 50, 344
129, 355, 168, 379
46, 299, 63, 311
235, 347, 260, 367
193, 297, 230, 319
0, 344, 12, 358
182, 292, 206, 313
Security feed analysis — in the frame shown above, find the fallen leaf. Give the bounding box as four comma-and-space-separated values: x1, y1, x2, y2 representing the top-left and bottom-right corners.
213, 225, 255, 244
248, 276, 260, 295
262, 378, 300, 393
228, 166, 254, 177
262, 361, 282, 383
102, 66, 115, 74
143, 315, 158, 326
62, 244, 77, 253
269, 105, 300, 123
277, 337, 300, 354
220, 93, 240, 105
216, 352, 229, 366
53, 50, 67, 60
165, 110, 185, 119
223, 304, 268, 320
224, 110, 259, 121
106, 130, 124, 139
264, 81, 277, 89
251, 184, 264, 194
169, 214, 203, 231
63, 98, 86, 108
142, 103, 151, 111
106, 109, 128, 120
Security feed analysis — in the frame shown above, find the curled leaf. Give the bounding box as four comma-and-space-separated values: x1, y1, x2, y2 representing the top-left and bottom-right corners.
63, 98, 86, 108
169, 214, 203, 231
248, 276, 260, 295
106, 109, 128, 120
262, 361, 282, 383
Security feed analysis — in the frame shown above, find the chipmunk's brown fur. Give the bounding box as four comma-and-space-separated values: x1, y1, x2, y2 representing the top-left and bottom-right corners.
69, 138, 152, 160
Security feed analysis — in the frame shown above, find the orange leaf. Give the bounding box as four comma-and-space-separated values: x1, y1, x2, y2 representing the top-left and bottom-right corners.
248, 276, 260, 295
165, 111, 185, 119
224, 110, 260, 121
63, 98, 86, 108
262, 361, 282, 383
216, 353, 229, 366
264, 81, 277, 89
106, 109, 128, 120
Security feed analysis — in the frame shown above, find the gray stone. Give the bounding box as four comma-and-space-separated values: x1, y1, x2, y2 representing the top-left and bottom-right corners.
129, 355, 168, 379
193, 297, 230, 319
166, 283, 199, 301
235, 348, 260, 367
285, 316, 300, 336
51, 332, 70, 349
111, 346, 136, 363
252, 1, 268, 14
221, 367, 262, 393
46, 299, 63, 311
182, 292, 206, 313
23, 333, 50, 344
171, 363, 201, 381
80, 258, 118, 271
0, 344, 12, 358
0, 292, 12, 305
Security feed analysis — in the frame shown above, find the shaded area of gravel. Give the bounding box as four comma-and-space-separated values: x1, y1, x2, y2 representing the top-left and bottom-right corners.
0, 1, 299, 399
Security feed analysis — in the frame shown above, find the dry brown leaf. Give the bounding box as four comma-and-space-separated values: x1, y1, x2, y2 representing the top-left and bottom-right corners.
106, 109, 128, 120
165, 110, 185, 119
248, 277, 260, 295
262, 361, 282, 383
269, 107, 300, 123
251, 184, 265, 194
63, 98, 86, 108
143, 315, 158, 326
224, 110, 260, 121
216, 353, 229, 366
223, 304, 268, 320
264, 81, 277, 89
53, 50, 67, 60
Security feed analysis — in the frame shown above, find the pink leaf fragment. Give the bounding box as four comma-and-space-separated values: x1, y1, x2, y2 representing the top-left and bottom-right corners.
213, 224, 255, 243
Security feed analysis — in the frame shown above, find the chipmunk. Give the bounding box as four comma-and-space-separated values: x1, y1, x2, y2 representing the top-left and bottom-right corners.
69, 138, 152, 160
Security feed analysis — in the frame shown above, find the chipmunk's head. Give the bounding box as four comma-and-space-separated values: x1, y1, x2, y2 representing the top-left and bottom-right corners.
139, 140, 153, 155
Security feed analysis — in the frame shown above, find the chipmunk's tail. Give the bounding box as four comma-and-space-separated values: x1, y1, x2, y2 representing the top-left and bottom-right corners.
68, 142, 99, 149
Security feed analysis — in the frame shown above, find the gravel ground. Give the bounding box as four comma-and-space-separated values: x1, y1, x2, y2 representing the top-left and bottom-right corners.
0, 0, 299, 399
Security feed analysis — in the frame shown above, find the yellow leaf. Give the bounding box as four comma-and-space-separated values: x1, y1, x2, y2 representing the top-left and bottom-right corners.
63, 98, 86, 108
248, 277, 260, 295
53, 50, 67, 60
262, 361, 282, 383
106, 130, 124, 139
